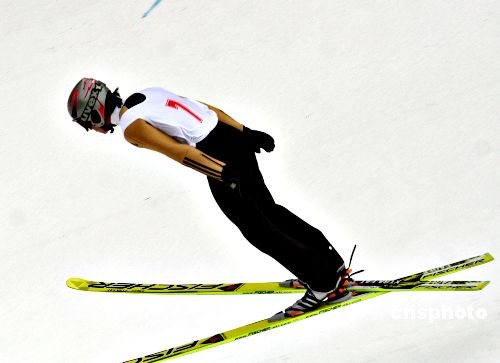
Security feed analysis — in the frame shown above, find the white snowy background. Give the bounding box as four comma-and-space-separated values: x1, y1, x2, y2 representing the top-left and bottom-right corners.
1, 1, 499, 362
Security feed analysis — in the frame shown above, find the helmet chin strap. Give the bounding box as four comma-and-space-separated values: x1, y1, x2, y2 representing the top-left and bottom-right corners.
100, 106, 121, 133
102, 88, 123, 133
109, 106, 121, 128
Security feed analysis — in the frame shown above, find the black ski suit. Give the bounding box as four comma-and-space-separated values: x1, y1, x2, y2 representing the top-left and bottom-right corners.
197, 121, 345, 292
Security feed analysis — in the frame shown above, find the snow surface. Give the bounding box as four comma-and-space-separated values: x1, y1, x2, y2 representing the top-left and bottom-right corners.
1, 1, 499, 362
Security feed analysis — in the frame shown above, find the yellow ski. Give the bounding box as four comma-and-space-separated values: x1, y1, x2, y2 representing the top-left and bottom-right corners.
67, 277, 489, 294
120, 252, 493, 362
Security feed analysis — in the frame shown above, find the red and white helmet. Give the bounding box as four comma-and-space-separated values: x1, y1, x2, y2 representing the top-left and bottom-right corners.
67, 78, 116, 132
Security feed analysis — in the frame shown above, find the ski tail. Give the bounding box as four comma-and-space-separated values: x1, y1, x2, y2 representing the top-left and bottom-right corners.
66, 278, 293, 294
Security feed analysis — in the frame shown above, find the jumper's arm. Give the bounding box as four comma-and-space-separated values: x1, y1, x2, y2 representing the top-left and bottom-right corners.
124, 119, 225, 181
201, 102, 244, 132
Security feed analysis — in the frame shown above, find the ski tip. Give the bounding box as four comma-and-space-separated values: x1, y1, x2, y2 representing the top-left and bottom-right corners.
66, 277, 89, 290
484, 253, 494, 262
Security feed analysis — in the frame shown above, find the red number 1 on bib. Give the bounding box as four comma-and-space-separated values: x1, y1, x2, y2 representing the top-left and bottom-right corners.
166, 99, 203, 123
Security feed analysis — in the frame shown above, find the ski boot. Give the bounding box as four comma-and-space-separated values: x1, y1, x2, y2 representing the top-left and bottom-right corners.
269, 267, 353, 322
269, 245, 363, 322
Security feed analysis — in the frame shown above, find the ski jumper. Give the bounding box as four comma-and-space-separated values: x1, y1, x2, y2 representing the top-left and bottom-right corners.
119, 87, 345, 292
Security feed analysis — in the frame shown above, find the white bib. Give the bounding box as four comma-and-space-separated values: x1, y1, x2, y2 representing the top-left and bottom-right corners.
119, 87, 218, 146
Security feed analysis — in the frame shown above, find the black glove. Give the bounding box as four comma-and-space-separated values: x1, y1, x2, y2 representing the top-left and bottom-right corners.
243, 126, 275, 153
